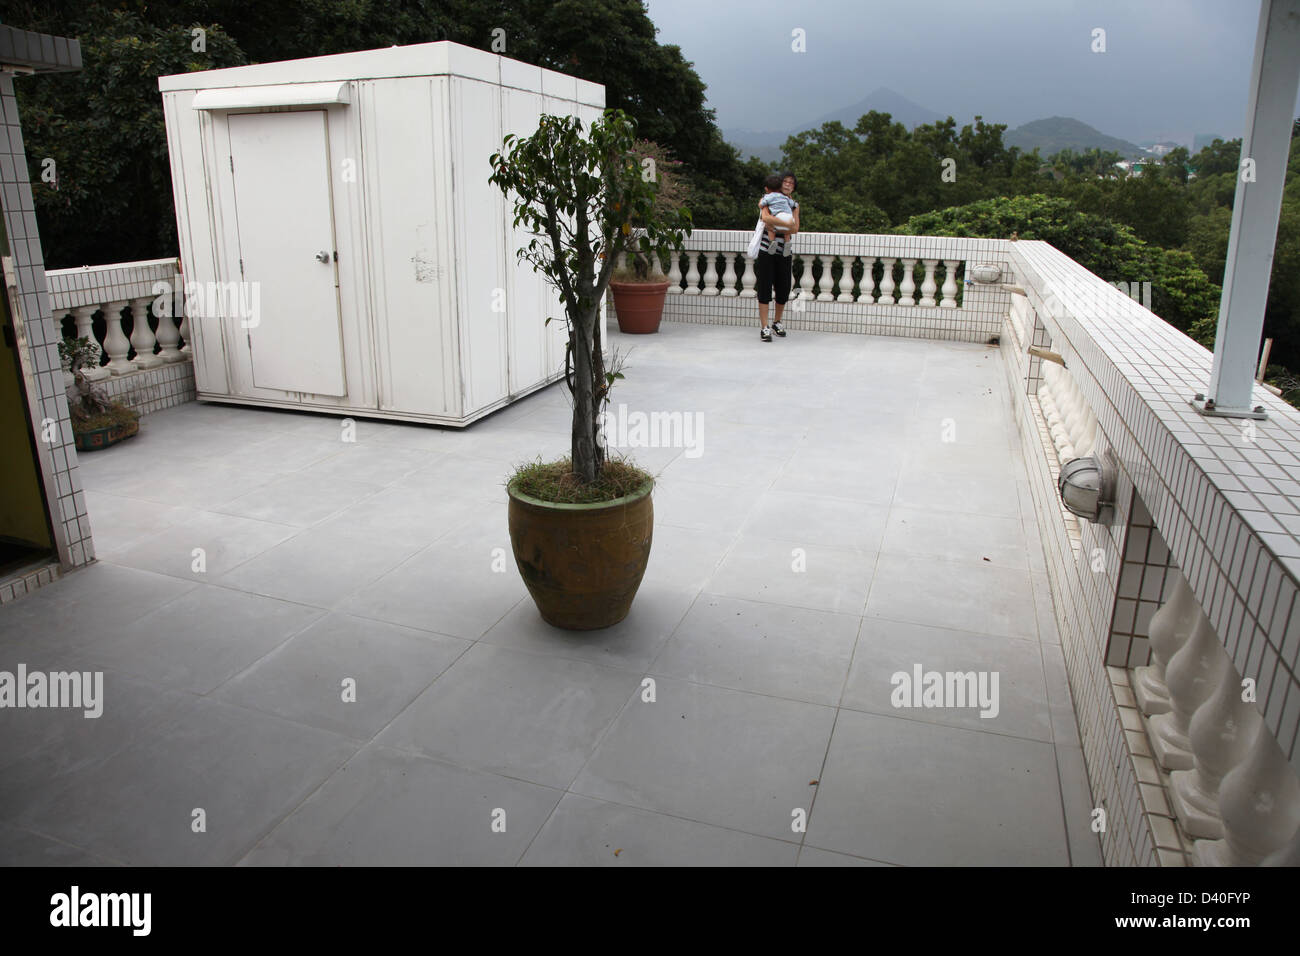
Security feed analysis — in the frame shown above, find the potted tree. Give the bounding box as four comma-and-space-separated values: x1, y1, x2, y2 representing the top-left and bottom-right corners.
608, 139, 690, 333
489, 109, 691, 630
59, 336, 140, 451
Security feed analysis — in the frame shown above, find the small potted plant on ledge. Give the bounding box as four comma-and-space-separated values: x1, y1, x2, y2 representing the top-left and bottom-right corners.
608, 139, 690, 333
489, 109, 691, 630
59, 336, 140, 451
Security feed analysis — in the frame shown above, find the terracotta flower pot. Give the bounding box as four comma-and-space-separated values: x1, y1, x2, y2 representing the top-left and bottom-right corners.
507, 477, 654, 630
610, 279, 670, 334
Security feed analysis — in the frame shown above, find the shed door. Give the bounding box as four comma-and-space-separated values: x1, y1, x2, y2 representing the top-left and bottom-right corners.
228, 109, 346, 396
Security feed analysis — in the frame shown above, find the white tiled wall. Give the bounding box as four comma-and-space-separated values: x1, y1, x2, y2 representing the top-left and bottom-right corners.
1012, 241, 1300, 767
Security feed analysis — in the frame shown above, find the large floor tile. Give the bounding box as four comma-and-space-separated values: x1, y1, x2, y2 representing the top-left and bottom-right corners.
337, 509, 526, 638
14, 697, 358, 865
653, 478, 763, 534
740, 491, 889, 552
215, 473, 382, 526
0, 822, 121, 866
865, 551, 1038, 640
213, 522, 425, 609
880, 505, 1029, 569
651, 594, 860, 706
705, 534, 876, 615
377, 643, 640, 789
481, 582, 696, 672
520, 793, 799, 866
100, 509, 299, 581
240, 744, 561, 865
805, 709, 1067, 865
212, 612, 470, 739
842, 617, 1052, 742
0, 673, 193, 818
571, 676, 836, 842
75, 585, 323, 694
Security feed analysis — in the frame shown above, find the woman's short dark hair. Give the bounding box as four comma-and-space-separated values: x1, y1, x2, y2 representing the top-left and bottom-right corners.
780, 171, 797, 190
763, 173, 784, 192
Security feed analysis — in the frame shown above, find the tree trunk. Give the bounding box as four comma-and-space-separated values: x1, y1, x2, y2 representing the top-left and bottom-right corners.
570, 311, 599, 484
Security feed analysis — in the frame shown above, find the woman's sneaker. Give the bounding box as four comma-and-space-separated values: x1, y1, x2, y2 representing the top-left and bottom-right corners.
761, 326, 773, 342
771, 321, 786, 336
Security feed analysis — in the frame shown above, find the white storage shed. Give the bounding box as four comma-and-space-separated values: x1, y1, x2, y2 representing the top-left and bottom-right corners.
158, 42, 605, 426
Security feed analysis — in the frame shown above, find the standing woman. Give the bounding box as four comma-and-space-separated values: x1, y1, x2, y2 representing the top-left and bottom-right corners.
755, 171, 799, 342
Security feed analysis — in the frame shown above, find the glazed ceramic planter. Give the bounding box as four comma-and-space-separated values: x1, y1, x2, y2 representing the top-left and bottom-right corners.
507, 477, 654, 630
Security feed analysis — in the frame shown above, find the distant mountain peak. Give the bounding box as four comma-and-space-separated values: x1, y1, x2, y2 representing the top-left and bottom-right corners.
1005, 117, 1144, 158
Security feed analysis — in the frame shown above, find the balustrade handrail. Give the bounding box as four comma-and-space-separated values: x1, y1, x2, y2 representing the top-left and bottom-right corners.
45, 256, 188, 372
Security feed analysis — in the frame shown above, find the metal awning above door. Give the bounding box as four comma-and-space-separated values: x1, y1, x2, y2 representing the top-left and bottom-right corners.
192, 81, 350, 110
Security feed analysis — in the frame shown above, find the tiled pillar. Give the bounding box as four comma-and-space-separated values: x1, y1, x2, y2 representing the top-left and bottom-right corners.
0, 74, 93, 569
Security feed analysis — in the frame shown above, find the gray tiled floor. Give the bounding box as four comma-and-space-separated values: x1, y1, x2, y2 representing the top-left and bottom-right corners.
0, 321, 1101, 866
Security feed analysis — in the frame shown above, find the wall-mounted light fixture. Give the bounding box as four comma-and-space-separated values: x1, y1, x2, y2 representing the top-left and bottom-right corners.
1058, 453, 1116, 523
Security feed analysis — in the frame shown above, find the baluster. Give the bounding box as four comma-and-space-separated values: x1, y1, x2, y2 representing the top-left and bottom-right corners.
128, 296, 163, 369
616, 250, 628, 273
738, 256, 756, 298
898, 259, 917, 306
154, 286, 184, 362
701, 253, 719, 296
101, 300, 135, 374
1149, 610, 1224, 770
720, 252, 738, 296
667, 251, 683, 294
1194, 725, 1300, 866
918, 259, 939, 306
859, 256, 877, 304
940, 260, 960, 308
815, 257, 834, 302
791, 256, 808, 302
71, 305, 98, 351
1169, 658, 1262, 839
836, 256, 856, 303
878, 258, 896, 304
683, 252, 701, 295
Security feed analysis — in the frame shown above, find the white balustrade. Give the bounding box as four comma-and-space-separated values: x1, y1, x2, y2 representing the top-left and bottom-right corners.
1194, 724, 1300, 865
940, 260, 960, 308
701, 253, 719, 296
919, 259, 938, 307
720, 253, 737, 296
739, 257, 756, 298
665, 252, 682, 293
1149, 610, 1224, 770
878, 258, 896, 304
898, 259, 917, 306
100, 300, 135, 374
1169, 658, 1262, 839
859, 257, 877, 304
815, 257, 834, 302
1133, 569, 1199, 715
639, 235, 979, 316
836, 256, 855, 303
154, 292, 184, 362
792, 256, 808, 302
681, 252, 700, 295
129, 296, 163, 369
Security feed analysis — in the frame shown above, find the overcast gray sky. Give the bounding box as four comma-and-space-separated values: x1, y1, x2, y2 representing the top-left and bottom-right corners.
642, 0, 1263, 143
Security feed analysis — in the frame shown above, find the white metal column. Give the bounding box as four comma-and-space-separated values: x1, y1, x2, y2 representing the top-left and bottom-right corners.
1194, 0, 1300, 419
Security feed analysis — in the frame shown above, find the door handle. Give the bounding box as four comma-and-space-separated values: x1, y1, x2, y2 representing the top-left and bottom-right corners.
315, 251, 330, 263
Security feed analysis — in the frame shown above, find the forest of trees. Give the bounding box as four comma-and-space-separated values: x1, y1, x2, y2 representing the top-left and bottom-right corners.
5, 0, 1298, 393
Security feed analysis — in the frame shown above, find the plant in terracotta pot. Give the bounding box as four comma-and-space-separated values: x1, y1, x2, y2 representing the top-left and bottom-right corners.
489, 109, 691, 630
59, 336, 140, 451
608, 139, 691, 333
